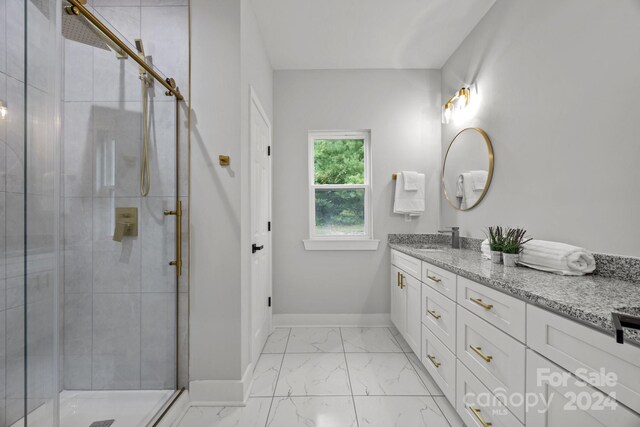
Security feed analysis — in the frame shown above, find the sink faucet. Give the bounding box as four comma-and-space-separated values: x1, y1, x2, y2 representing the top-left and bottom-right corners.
438, 227, 460, 249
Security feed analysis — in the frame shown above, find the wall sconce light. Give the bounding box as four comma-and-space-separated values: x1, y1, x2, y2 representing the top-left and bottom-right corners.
442, 87, 470, 124
0, 100, 7, 119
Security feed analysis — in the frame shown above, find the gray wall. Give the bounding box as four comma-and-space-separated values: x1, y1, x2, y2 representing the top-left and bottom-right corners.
61, 0, 190, 391
189, 0, 273, 399
273, 69, 441, 319
441, 0, 640, 257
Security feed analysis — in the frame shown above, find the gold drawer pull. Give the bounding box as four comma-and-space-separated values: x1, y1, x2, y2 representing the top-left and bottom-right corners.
470, 407, 492, 427
470, 297, 493, 310
470, 345, 493, 363
427, 354, 441, 368
427, 309, 441, 320
397, 272, 401, 287
400, 274, 405, 289
427, 275, 442, 283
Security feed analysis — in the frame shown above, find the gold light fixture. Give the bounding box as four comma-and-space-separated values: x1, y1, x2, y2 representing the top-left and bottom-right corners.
442, 87, 470, 124
0, 100, 7, 119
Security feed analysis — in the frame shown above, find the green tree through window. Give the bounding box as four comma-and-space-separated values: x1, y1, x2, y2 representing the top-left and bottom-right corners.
313, 139, 366, 235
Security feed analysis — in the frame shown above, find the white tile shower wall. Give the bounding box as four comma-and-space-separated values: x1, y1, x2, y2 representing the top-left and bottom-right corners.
61, 0, 189, 391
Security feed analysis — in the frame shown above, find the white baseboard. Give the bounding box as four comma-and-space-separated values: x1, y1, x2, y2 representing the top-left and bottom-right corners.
188, 362, 254, 406
273, 313, 391, 327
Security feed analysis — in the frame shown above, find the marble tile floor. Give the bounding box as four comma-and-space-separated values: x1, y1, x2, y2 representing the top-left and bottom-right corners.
179, 327, 464, 427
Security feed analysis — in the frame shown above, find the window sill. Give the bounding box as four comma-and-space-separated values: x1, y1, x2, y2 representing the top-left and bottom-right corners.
303, 239, 380, 251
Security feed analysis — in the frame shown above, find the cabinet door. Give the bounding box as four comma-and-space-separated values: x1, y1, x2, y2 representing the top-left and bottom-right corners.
526, 350, 640, 427
404, 272, 420, 355
390, 265, 405, 333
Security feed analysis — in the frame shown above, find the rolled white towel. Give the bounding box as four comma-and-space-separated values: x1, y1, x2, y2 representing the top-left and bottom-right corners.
519, 240, 596, 276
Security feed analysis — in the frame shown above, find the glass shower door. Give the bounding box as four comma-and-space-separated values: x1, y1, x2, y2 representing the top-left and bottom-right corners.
11, 0, 189, 426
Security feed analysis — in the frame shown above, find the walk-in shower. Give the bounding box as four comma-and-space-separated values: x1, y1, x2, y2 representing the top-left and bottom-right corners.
0, 0, 190, 425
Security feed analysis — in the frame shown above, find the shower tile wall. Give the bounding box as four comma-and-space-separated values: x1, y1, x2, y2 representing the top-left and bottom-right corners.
62, 0, 189, 391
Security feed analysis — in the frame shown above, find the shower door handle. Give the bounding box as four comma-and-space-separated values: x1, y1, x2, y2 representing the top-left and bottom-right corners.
166, 200, 183, 276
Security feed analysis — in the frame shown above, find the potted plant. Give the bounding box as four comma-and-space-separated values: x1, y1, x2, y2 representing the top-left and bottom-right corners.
502, 227, 532, 267
486, 226, 505, 264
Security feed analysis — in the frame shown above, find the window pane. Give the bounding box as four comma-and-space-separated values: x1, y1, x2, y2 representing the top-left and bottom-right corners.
315, 188, 365, 236
314, 139, 365, 184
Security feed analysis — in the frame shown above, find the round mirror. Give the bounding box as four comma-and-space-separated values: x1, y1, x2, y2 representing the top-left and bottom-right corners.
442, 128, 494, 210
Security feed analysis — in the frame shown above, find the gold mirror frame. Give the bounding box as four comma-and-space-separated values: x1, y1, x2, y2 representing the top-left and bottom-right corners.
442, 127, 494, 211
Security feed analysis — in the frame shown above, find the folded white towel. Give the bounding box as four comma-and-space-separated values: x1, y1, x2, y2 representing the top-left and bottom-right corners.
403, 171, 420, 191
470, 170, 489, 191
394, 172, 425, 216
519, 240, 596, 276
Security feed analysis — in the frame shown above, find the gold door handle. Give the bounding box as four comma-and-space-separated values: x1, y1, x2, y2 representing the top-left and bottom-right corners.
470, 345, 493, 363
470, 298, 493, 310
427, 354, 441, 368
470, 407, 492, 427
167, 200, 182, 276
427, 310, 441, 320
427, 275, 442, 283
400, 274, 405, 289
397, 272, 401, 287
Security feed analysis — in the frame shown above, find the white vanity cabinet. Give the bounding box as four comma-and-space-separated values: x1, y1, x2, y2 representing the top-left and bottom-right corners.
390, 251, 421, 354
390, 247, 640, 426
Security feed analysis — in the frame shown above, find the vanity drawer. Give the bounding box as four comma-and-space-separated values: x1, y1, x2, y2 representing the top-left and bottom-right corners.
422, 324, 455, 404
456, 360, 523, 427
457, 307, 526, 423
526, 349, 640, 427
457, 276, 526, 342
421, 283, 456, 352
422, 261, 457, 301
391, 249, 421, 280
527, 304, 640, 415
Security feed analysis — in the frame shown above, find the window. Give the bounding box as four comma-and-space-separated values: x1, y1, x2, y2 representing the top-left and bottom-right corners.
304, 131, 379, 251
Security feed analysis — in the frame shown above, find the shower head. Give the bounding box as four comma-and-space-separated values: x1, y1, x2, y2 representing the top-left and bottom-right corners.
62, 1, 128, 58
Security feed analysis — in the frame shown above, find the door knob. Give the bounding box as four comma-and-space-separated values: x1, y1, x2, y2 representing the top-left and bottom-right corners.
252, 243, 264, 253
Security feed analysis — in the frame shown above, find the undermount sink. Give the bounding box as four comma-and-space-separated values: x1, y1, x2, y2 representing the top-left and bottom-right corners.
415, 245, 445, 253
614, 306, 640, 317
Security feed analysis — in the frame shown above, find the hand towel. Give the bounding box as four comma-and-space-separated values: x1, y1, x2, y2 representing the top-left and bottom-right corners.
393, 172, 425, 216
470, 170, 489, 191
456, 175, 464, 198
519, 240, 596, 276
403, 171, 420, 191
461, 172, 482, 209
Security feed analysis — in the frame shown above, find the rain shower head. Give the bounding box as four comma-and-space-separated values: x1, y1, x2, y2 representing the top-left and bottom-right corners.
62, 1, 128, 58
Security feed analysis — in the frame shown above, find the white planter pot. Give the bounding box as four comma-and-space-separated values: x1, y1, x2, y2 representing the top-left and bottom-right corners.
491, 251, 503, 264
503, 253, 519, 267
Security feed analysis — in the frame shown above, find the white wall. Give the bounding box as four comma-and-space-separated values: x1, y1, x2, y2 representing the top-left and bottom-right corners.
441, 0, 640, 257
273, 70, 441, 321
190, 0, 243, 393
189, 0, 272, 402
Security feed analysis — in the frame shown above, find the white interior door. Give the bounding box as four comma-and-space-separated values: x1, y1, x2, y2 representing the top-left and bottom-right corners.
250, 87, 272, 365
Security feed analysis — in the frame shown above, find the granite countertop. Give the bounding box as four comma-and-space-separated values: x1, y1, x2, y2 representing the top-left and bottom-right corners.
389, 242, 640, 346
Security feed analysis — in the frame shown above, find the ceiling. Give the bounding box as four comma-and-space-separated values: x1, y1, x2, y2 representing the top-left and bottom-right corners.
250, 0, 496, 70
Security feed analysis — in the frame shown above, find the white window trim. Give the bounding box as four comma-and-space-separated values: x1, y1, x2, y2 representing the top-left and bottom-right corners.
304, 130, 379, 251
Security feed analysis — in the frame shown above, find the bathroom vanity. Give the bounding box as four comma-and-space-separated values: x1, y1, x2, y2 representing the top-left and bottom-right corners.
389, 240, 640, 426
